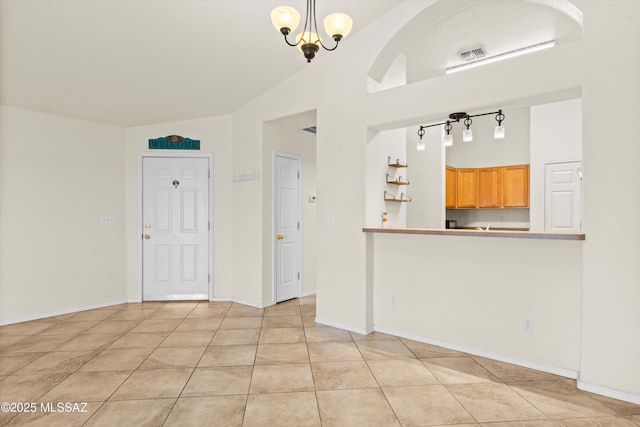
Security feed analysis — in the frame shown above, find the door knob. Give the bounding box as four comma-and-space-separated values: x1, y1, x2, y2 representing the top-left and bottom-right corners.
144, 234, 151, 240
144, 223, 151, 229
277, 234, 284, 240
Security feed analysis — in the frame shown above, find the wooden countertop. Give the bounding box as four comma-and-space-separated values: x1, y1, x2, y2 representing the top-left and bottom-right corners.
362, 227, 585, 241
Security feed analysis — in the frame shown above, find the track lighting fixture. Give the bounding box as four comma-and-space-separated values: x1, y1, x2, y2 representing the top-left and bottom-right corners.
417, 110, 505, 149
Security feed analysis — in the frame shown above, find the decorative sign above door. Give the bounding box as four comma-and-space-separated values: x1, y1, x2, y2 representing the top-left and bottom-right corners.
148, 135, 200, 150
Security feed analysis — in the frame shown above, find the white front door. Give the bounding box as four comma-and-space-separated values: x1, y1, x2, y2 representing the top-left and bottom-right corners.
545, 161, 582, 232
142, 156, 210, 300
274, 153, 301, 303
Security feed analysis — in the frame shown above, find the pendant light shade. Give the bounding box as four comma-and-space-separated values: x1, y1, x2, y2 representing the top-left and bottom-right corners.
443, 134, 454, 147
271, 6, 301, 33
324, 13, 353, 40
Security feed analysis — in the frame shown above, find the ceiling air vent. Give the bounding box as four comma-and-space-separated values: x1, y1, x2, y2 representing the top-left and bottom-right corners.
458, 47, 487, 62
301, 126, 317, 134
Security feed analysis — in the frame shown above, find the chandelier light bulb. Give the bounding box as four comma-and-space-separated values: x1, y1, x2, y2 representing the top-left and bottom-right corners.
494, 125, 506, 139
443, 134, 453, 147
417, 139, 426, 151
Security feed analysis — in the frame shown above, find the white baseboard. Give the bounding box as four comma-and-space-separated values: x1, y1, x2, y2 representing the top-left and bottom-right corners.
300, 290, 317, 298
0, 299, 130, 326
578, 379, 640, 405
210, 293, 316, 309
374, 325, 579, 380
210, 297, 267, 309
314, 317, 374, 335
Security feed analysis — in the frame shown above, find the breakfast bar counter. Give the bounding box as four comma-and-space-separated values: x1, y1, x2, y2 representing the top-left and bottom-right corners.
363, 226, 585, 240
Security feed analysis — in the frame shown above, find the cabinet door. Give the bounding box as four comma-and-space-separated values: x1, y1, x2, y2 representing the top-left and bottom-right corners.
446, 166, 457, 208
478, 167, 502, 208
503, 165, 529, 207
456, 169, 478, 208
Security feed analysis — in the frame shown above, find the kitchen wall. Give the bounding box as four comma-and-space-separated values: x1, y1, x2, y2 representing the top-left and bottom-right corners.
366, 128, 407, 228
530, 98, 582, 232
445, 107, 530, 169
406, 124, 445, 228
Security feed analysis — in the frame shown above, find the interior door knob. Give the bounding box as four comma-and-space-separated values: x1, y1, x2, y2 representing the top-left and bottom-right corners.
144, 234, 151, 240
277, 234, 284, 240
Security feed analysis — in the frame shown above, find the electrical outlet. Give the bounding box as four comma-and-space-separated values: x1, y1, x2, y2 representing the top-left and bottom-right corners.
390, 295, 398, 308
521, 316, 534, 333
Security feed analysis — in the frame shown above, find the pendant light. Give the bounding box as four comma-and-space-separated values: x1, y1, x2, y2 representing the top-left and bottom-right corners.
271, 1, 353, 63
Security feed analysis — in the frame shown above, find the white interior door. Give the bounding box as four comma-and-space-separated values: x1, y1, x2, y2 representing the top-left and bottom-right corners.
142, 156, 210, 300
274, 153, 301, 303
545, 161, 582, 232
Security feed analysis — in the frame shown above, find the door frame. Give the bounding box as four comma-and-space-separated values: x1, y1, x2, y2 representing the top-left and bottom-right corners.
272, 151, 302, 304
137, 152, 214, 302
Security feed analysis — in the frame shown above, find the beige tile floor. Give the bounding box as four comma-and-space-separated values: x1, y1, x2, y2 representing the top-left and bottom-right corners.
1, 295, 639, 426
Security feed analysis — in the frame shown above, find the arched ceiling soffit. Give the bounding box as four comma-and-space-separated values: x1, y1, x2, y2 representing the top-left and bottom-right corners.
368, 0, 582, 86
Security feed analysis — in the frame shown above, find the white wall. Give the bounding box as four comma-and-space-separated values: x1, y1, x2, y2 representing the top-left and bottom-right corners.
446, 107, 530, 169
406, 124, 444, 228
123, 115, 233, 300
366, 129, 407, 228
371, 233, 582, 373
579, 0, 640, 401
261, 123, 317, 301
530, 98, 582, 232
0, 106, 126, 323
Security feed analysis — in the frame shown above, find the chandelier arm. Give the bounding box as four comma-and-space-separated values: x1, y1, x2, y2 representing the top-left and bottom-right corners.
283, 33, 299, 47
311, 0, 323, 46
319, 39, 340, 51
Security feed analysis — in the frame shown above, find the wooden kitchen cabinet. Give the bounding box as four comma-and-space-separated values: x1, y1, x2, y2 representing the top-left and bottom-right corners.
456, 168, 478, 208
502, 164, 529, 207
478, 167, 502, 208
446, 166, 457, 208
446, 164, 529, 209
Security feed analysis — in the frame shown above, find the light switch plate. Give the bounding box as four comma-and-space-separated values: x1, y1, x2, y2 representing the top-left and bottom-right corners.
100, 216, 119, 225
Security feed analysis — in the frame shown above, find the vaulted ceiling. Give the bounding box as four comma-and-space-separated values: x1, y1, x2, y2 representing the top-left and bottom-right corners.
0, 0, 404, 127
0, 0, 580, 128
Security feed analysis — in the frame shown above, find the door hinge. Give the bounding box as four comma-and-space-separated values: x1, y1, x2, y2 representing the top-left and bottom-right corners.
208, 273, 210, 283
297, 171, 300, 179
297, 272, 301, 280
208, 169, 211, 178
297, 222, 300, 230
208, 221, 210, 231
